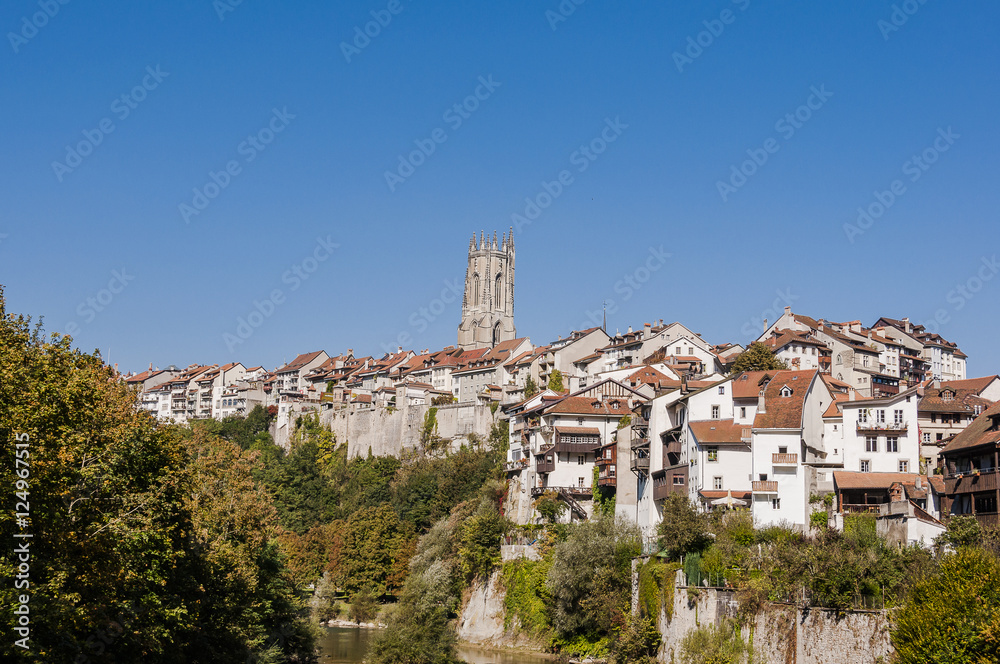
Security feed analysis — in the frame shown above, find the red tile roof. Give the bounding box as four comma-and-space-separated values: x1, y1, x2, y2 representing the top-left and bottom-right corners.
753, 370, 817, 429
689, 420, 747, 444
732, 371, 775, 399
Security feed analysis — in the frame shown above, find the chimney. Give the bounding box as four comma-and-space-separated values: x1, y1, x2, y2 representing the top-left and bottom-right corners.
627, 325, 633, 334
347, 349, 353, 356
644, 322, 651, 338
784, 306, 791, 315
763, 318, 768, 333
397, 346, 402, 353
902, 317, 910, 332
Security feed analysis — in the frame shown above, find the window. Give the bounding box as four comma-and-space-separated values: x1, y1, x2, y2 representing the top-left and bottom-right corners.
894, 409, 904, 424
718, 386, 725, 395
577, 455, 585, 465
712, 405, 720, 419
778, 446, 788, 454
780, 386, 792, 397
688, 347, 694, 355
740, 407, 747, 418
836, 354, 842, 365
675, 346, 681, 354
923, 432, 931, 443
860, 460, 871, 473
758, 473, 768, 481
898, 460, 909, 473
866, 436, 878, 452
936, 433, 943, 441
887, 437, 898, 453
859, 410, 868, 424
578, 477, 585, 488
771, 498, 781, 509
876, 409, 886, 423
707, 447, 719, 462
672, 474, 684, 485
713, 476, 723, 490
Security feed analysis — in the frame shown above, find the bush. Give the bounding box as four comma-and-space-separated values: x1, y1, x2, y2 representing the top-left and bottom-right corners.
657, 494, 711, 560
679, 618, 758, 664
348, 588, 378, 624
893, 547, 1000, 663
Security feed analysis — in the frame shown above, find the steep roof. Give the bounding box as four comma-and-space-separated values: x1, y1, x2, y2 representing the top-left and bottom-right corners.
732, 371, 775, 399
545, 396, 633, 416
941, 401, 1000, 455
276, 350, 326, 374
753, 370, 817, 430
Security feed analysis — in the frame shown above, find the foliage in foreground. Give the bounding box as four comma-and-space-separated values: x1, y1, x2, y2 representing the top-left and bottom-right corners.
892, 546, 1000, 664
0, 289, 313, 663
678, 618, 759, 664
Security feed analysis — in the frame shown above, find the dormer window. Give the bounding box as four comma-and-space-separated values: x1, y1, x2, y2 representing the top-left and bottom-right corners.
780, 386, 793, 398
942, 390, 955, 402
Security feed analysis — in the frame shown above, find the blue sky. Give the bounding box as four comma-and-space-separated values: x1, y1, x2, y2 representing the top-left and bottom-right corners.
2, 1, 998, 374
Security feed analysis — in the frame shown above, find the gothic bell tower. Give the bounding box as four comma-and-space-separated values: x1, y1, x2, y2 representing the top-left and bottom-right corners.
457, 229, 516, 350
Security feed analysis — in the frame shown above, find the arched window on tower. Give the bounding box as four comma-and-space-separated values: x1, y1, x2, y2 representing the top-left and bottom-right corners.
472, 273, 480, 306
495, 273, 502, 308
493, 322, 502, 346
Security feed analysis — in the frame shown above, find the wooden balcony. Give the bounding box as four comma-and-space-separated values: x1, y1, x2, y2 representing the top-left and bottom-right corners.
946, 469, 999, 494
752, 480, 778, 493
597, 471, 616, 488
841, 504, 880, 514
505, 459, 529, 473
652, 466, 686, 501
772, 453, 798, 465
535, 455, 555, 474
595, 455, 615, 467
631, 456, 650, 472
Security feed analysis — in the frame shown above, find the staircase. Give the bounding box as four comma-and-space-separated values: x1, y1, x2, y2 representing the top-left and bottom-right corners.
559, 488, 588, 520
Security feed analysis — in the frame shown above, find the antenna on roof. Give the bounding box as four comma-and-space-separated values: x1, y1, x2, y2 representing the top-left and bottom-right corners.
602, 300, 607, 332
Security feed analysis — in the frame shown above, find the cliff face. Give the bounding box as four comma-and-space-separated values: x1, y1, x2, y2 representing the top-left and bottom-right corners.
460, 571, 893, 664
457, 571, 542, 650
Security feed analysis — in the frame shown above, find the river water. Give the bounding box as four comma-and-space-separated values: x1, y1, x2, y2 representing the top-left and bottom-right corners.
317, 626, 552, 664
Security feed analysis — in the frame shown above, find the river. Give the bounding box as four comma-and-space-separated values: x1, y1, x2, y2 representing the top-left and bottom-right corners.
317, 626, 552, 664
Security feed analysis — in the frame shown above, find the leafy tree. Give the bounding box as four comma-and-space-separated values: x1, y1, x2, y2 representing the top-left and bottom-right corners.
548, 369, 565, 392
0, 289, 312, 662
524, 376, 539, 399
730, 342, 788, 374
679, 618, 759, 664
938, 514, 983, 549
546, 518, 640, 641
338, 505, 414, 596
534, 490, 567, 524
458, 503, 509, 581
893, 547, 1000, 663
657, 494, 712, 560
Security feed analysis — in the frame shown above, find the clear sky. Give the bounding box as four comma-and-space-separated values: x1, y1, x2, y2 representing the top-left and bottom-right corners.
2, 1, 998, 374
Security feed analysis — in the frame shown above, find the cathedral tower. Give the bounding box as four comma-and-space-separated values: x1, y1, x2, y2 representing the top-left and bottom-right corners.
458, 229, 515, 349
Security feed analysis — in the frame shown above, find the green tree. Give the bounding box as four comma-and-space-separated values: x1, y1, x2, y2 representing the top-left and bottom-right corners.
548, 370, 565, 392
657, 494, 712, 560
524, 376, 539, 399
938, 514, 984, 549
730, 342, 788, 374
0, 289, 312, 663
338, 505, 414, 596
458, 503, 509, 581
893, 547, 1000, 663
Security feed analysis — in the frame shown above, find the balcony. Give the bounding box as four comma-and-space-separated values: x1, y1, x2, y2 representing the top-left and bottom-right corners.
597, 470, 616, 487
946, 469, 999, 494
631, 436, 650, 450
535, 454, 555, 474
505, 459, 529, 473
857, 421, 908, 434
752, 481, 778, 493
595, 455, 614, 467
772, 453, 798, 465
653, 467, 686, 501
841, 504, 880, 514
631, 456, 650, 472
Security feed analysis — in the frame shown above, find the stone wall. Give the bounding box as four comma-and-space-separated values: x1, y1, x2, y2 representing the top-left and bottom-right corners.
658, 577, 892, 664
319, 401, 496, 458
